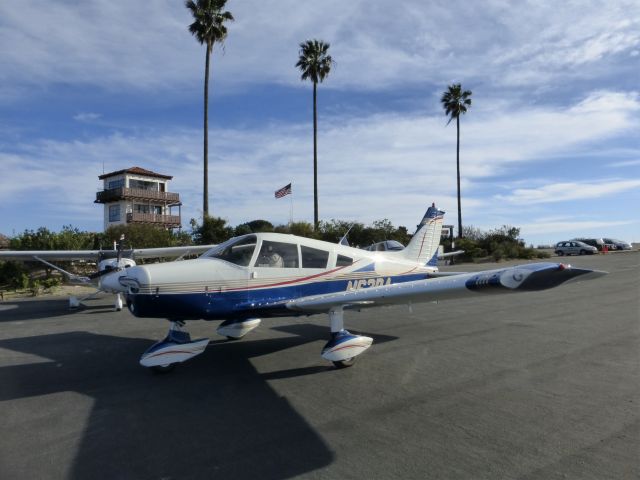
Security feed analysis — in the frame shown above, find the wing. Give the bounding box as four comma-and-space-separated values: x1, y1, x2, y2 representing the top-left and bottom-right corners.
0, 250, 103, 261
287, 262, 607, 313
131, 245, 216, 259
439, 249, 464, 259
0, 245, 216, 262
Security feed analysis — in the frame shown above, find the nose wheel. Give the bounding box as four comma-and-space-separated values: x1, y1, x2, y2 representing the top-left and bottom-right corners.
140, 321, 210, 372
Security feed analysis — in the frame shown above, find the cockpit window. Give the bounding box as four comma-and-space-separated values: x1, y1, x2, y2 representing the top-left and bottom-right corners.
203, 235, 257, 267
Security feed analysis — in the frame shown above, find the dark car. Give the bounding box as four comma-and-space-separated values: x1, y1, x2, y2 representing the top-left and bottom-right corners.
572, 238, 605, 251
554, 240, 598, 256
603, 238, 633, 250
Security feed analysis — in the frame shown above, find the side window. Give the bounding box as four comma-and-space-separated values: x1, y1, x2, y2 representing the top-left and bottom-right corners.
257, 241, 299, 268
301, 246, 329, 268
336, 255, 353, 267
207, 235, 257, 267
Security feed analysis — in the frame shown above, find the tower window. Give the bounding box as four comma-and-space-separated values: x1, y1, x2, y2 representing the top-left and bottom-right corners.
109, 205, 120, 222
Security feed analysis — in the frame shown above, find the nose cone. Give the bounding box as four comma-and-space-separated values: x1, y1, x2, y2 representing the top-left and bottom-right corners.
123, 260, 208, 319
121, 264, 152, 289
99, 270, 128, 293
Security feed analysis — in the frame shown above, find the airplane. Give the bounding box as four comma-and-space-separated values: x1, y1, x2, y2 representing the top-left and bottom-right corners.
112, 203, 607, 372
0, 240, 215, 311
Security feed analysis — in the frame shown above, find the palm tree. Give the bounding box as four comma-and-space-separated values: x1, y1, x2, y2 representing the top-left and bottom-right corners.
441, 83, 472, 239
296, 39, 334, 229
186, 0, 234, 218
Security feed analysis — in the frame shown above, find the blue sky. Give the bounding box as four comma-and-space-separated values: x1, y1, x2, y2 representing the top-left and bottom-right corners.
0, 0, 638, 245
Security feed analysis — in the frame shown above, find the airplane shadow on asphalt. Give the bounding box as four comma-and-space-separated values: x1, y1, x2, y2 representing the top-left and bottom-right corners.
0, 325, 397, 480
0, 297, 116, 322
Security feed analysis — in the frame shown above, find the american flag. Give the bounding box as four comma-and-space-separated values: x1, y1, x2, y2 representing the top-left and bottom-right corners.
275, 183, 292, 199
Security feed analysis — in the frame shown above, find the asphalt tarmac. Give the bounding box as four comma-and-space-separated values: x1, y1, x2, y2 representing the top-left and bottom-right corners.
0, 253, 638, 479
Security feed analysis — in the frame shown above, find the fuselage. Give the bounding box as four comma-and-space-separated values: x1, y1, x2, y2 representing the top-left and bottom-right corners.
121, 233, 437, 321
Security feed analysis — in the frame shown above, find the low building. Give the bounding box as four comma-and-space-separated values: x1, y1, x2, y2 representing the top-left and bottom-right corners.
95, 167, 182, 231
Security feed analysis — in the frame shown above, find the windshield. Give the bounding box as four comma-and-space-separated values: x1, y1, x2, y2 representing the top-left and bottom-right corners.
202, 235, 257, 267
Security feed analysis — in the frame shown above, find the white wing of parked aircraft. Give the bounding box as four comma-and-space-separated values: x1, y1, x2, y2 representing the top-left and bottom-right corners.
111, 203, 607, 373
0, 243, 215, 310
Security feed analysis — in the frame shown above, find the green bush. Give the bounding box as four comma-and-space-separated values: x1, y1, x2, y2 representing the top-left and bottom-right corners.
452, 225, 543, 261
42, 277, 62, 291
29, 279, 41, 296
190, 216, 234, 245
13, 273, 29, 291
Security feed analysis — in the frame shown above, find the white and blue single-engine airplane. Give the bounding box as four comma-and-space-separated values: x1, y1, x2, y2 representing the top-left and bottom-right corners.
0, 241, 215, 311
110, 204, 606, 372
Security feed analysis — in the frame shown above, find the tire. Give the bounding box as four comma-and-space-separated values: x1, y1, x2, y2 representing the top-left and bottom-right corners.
557, 251, 564, 256
333, 357, 357, 369
579, 250, 586, 255
151, 364, 176, 374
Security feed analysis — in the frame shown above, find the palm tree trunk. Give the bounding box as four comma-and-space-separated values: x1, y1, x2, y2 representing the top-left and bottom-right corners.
203, 43, 211, 218
456, 115, 462, 238
313, 81, 318, 229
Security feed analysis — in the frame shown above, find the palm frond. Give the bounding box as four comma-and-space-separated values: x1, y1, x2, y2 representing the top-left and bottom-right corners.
186, 0, 234, 47
296, 39, 334, 84
441, 83, 473, 122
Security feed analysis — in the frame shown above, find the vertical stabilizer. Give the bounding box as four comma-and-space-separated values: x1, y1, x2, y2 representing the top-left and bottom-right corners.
401, 203, 445, 266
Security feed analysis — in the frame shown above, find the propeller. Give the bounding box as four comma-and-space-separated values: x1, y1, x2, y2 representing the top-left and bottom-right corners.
89, 234, 127, 280
116, 234, 125, 268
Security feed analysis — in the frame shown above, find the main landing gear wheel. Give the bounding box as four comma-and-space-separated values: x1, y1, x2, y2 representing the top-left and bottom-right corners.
321, 307, 373, 368
332, 357, 357, 369
140, 321, 210, 373
151, 363, 176, 374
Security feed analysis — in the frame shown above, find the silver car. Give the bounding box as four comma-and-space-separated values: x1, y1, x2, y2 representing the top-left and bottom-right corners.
554, 240, 598, 256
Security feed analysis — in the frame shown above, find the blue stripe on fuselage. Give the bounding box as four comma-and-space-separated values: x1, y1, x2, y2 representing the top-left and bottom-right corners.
127, 274, 427, 321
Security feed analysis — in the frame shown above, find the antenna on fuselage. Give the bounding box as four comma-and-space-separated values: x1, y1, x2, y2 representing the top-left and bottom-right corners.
338, 225, 353, 246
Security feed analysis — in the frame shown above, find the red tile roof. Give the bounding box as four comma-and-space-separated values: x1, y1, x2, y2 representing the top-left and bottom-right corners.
99, 166, 173, 180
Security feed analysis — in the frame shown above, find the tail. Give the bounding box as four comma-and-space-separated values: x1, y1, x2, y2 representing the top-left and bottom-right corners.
401, 203, 445, 266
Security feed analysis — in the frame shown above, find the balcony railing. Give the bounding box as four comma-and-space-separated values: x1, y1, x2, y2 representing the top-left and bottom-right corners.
126, 213, 181, 227
96, 187, 180, 204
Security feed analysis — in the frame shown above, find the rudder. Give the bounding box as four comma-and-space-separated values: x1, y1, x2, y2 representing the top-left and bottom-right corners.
401, 203, 445, 266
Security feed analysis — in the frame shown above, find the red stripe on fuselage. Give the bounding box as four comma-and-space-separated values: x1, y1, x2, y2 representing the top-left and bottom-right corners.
223, 263, 358, 292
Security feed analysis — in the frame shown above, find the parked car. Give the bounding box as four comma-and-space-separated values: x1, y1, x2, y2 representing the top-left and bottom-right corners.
603, 238, 633, 250
572, 238, 605, 251
554, 240, 598, 256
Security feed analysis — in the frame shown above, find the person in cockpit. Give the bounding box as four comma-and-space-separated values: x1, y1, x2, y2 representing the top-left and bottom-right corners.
258, 244, 284, 268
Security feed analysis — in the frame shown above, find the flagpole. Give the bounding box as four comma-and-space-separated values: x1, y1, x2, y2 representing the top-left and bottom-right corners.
289, 188, 293, 225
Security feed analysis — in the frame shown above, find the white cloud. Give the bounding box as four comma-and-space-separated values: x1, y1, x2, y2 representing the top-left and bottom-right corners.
571, 91, 640, 113
1, 90, 638, 235
73, 113, 102, 122
1, 0, 639, 96
495, 179, 640, 205
610, 159, 640, 168
519, 218, 635, 236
